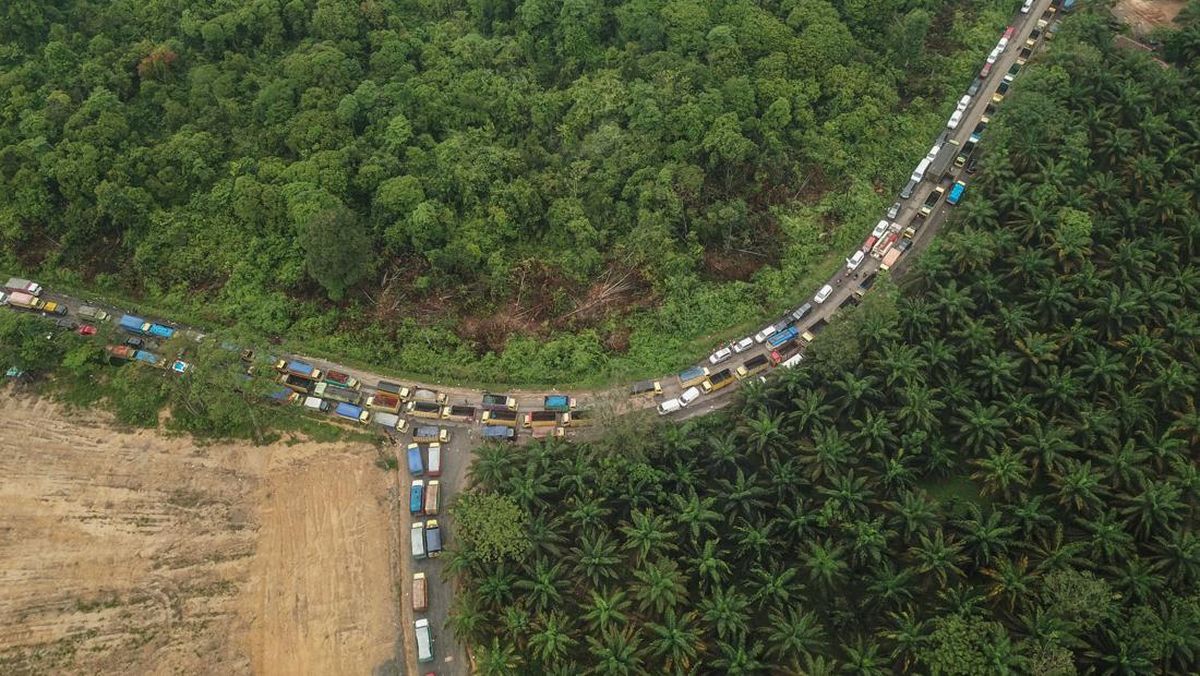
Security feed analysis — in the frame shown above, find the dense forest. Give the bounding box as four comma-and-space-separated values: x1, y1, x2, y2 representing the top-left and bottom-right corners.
2, 0, 1018, 384
447, 13, 1200, 674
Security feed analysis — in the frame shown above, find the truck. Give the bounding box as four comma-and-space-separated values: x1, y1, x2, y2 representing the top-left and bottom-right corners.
406, 443, 424, 475
801, 318, 828, 343
880, 248, 903, 272
366, 392, 402, 413
143, 323, 174, 339
872, 232, 900, 260
532, 426, 566, 439
919, 185, 946, 218
77, 305, 111, 322
677, 366, 710, 389
481, 409, 519, 427
412, 573, 428, 612
629, 380, 662, 396
955, 138, 978, 167
482, 425, 516, 441
701, 368, 734, 394
766, 326, 799, 349
106, 344, 135, 361
413, 425, 450, 443
481, 393, 517, 411
947, 181, 967, 205
736, 354, 771, 380
5, 291, 42, 310
314, 382, 361, 405
442, 405, 476, 422
377, 381, 406, 397
411, 523, 426, 559
424, 520, 443, 557
133, 350, 160, 366
40, 300, 68, 315
323, 370, 359, 389
4, 278, 42, 295
334, 402, 370, 424
269, 388, 299, 405
303, 396, 331, 413
425, 480, 440, 515
427, 443, 442, 476
414, 618, 433, 662
769, 340, 803, 366
409, 480, 425, 515
855, 272, 878, 298
276, 359, 322, 381
373, 412, 405, 431
279, 373, 315, 393
929, 139, 960, 179
524, 411, 559, 428
561, 409, 592, 427
410, 388, 447, 404
407, 400, 443, 419
543, 395, 576, 412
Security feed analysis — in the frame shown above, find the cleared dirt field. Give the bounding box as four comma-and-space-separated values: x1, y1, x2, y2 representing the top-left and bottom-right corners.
0, 393, 400, 675
1113, 0, 1187, 36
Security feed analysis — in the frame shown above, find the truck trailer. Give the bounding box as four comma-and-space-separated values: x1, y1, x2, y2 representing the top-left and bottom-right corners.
524, 411, 559, 428
276, 359, 322, 381
481, 393, 517, 411
543, 395, 576, 412
701, 369, 735, 394
406, 443, 424, 475
4, 278, 42, 295
334, 402, 370, 423
482, 425, 516, 441
314, 382, 361, 405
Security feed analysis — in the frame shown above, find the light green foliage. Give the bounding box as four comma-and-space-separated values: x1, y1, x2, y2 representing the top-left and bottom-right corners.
450, 491, 532, 563
0, 0, 1017, 385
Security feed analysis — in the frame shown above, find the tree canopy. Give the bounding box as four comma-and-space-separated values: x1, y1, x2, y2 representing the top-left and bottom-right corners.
449, 14, 1200, 673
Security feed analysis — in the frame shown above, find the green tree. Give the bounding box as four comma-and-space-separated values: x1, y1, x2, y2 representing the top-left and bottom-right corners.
451, 492, 532, 563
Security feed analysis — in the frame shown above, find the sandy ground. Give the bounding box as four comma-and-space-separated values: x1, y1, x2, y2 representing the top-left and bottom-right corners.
0, 392, 400, 675
1112, 0, 1187, 36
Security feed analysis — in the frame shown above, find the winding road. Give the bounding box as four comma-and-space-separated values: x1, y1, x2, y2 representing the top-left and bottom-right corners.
3, 1, 1058, 673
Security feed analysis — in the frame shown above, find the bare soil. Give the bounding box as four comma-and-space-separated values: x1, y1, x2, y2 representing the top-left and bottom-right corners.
1112, 0, 1187, 36
0, 393, 400, 675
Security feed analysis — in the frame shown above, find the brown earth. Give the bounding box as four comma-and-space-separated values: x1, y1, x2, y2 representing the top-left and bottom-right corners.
0, 393, 400, 675
1112, 0, 1187, 36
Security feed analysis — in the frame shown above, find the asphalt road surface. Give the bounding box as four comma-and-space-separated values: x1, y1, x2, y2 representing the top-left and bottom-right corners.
2, 1, 1056, 672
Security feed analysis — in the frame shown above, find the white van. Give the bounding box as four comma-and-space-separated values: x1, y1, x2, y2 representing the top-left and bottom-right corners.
411, 522, 426, 559
415, 618, 434, 663
303, 397, 330, 412
679, 387, 701, 407
427, 443, 442, 477
657, 398, 683, 415
910, 158, 931, 182
814, 284, 834, 304
846, 251, 865, 271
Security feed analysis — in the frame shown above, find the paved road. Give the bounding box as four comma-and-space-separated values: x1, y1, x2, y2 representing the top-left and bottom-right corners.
2, 1, 1055, 672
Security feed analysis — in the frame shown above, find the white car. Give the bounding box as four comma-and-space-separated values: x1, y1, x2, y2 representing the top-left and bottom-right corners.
679, 387, 701, 407
871, 219, 889, 239
0, 292, 7, 305
814, 284, 834, 304
925, 144, 940, 162
846, 251, 865, 271
753, 323, 777, 343
709, 346, 733, 364
1021, 0, 1033, 13
987, 46, 1002, 64
956, 95, 971, 112
947, 110, 963, 130
732, 337, 754, 353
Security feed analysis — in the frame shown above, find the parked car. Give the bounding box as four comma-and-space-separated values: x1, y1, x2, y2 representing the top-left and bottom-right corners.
790, 302, 813, 323
679, 387, 701, 407
708, 346, 733, 365
732, 336, 754, 353
814, 284, 834, 304
77, 324, 97, 336
1021, 0, 1033, 13
846, 251, 865, 271
947, 110, 963, 130
956, 94, 971, 112
887, 201, 901, 219
753, 323, 777, 344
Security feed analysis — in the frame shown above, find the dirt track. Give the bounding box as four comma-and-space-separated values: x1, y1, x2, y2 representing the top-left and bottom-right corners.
0, 393, 400, 675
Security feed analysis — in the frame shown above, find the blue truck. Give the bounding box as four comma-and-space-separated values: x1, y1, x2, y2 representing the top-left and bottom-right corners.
407, 443, 424, 475
766, 326, 799, 349
482, 425, 516, 441
276, 359, 320, 380
409, 481, 425, 515
334, 402, 369, 423
117, 314, 175, 339
543, 395, 576, 412
947, 181, 966, 205
119, 314, 146, 333
133, 350, 159, 366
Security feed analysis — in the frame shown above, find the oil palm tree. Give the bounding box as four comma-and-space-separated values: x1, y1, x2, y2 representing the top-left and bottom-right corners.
802, 538, 848, 596
766, 606, 825, 665
572, 530, 622, 587
700, 586, 751, 640
633, 557, 688, 615
586, 626, 644, 676
476, 636, 523, 675
529, 612, 576, 668
620, 509, 677, 564
583, 587, 631, 634
645, 608, 701, 674
909, 529, 966, 588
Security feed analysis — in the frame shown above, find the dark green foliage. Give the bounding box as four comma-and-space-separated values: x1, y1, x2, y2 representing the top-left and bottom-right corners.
451, 19, 1200, 673
0, 0, 1015, 384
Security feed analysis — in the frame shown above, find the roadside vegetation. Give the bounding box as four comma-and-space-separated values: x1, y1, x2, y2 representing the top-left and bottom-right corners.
447, 14, 1200, 673
0, 310, 370, 443
2, 0, 1018, 386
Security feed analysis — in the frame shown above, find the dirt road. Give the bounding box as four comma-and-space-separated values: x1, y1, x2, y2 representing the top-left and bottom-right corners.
0, 393, 400, 675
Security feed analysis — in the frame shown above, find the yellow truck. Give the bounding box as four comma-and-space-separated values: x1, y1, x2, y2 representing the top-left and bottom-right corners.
481, 410, 519, 427
407, 400, 443, 419
735, 354, 770, 380
561, 409, 593, 427
701, 368, 734, 394
524, 411, 559, 428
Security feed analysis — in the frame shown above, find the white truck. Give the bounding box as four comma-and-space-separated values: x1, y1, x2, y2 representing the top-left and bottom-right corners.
4, 278, 42, 295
